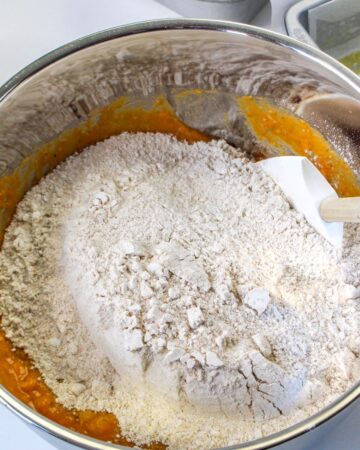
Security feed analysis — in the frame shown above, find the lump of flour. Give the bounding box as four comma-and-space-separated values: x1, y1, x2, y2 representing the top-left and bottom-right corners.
0, 132, 359, 450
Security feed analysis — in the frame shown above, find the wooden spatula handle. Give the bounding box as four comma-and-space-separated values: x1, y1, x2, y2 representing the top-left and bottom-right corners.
320, 197, 360, 223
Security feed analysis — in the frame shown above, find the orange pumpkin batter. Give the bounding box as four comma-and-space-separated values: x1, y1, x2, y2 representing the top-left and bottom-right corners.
0, 92, 358, 448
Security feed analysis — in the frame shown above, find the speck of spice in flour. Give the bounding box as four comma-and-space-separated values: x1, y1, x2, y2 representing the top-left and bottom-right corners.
0, 132, 359, 450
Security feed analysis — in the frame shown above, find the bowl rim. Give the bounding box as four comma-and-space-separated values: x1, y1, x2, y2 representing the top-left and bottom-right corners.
1, 17, 360, 102
0, 18, 359, 450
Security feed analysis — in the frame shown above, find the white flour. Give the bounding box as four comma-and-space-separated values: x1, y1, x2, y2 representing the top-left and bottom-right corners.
0, 132, 359, 450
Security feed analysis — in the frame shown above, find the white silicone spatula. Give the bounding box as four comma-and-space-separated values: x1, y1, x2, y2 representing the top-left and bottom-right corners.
258, 156, 360, 248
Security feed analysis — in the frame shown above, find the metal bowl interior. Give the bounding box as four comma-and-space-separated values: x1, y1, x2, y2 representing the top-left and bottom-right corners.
0, 19, 359, 450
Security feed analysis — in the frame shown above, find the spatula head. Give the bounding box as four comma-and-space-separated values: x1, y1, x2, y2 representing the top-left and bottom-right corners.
258, 156, 343, 248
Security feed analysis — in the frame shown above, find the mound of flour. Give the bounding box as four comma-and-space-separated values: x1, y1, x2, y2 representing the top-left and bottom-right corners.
0, 133, 359, 450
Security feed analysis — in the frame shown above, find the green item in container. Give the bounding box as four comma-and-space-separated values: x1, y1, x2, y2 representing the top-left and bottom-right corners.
340, 51, 360, 75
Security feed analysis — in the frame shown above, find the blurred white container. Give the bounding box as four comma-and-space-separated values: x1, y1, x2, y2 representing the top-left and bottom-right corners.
157, 0, 268, 22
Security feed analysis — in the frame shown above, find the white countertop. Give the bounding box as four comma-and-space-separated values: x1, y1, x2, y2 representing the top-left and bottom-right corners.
0, 1, 358, 449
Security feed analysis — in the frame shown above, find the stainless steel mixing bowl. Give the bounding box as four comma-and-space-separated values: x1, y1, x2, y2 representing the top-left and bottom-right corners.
0, 19, 359, 450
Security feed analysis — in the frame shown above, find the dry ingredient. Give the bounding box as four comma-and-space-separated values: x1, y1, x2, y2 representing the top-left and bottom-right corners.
0, 132, 359, 450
